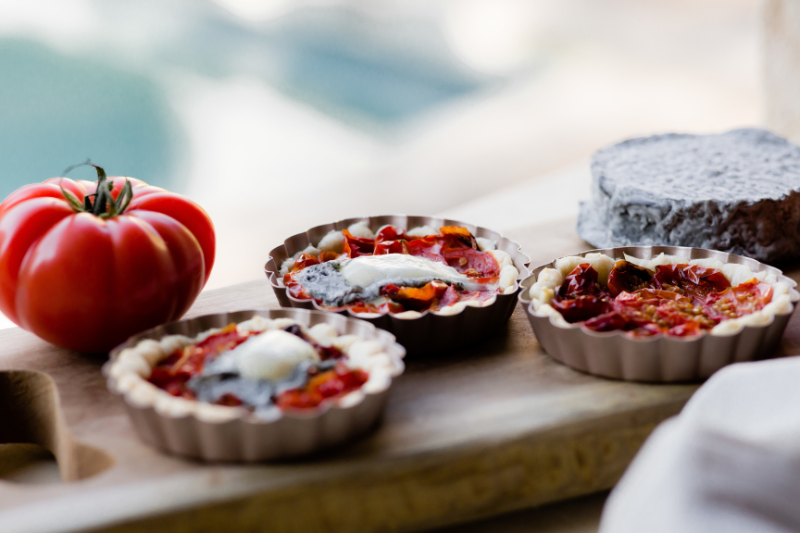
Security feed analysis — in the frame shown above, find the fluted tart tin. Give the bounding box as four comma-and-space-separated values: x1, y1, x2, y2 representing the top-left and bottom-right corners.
519, 246, 800, 382
265, 215, 531, 355
104, 308, 405, 462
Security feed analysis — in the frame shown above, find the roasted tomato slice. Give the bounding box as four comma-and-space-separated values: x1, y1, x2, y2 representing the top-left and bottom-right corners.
375, 225, 406, 242
652, 264, 731, 301
374, 239, 407, 255
276, 363, 368, 410
551, 295, 612, 323
705, 279, 773, 320
290, 253, 320, 272
666, 321, 704, 337
440, 226, 478, 249
374, 225, 408, 255
607, 261, 654, 297
318, 250, 339, 263
342, 229, 375, 257
438, 285, 460, 308
442, 247, 500, 277
582, 310, 629, 332
405, 237, 448, 265
557, 264, 607, 298
550, 264, 614, 323
612, 289, 717, 333
148, 324, 250, 398
382, 280, 448, 311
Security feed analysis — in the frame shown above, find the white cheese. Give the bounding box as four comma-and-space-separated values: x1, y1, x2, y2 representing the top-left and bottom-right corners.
407, 225, 438, 237
318, 230, 345, 253
340, 254, 473, 289
347, 222, 375, 239
527, 267, 563, 303
476, 237, 496, 251
306, 323, 338, 347
236, 316, 274, 333
233, 330, 320, 381
488, 249, 513, 269
332, 334, 359, 352
499, 265, 519, 291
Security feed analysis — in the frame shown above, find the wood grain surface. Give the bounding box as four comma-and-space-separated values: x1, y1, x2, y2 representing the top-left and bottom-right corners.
1, 217, 794, 533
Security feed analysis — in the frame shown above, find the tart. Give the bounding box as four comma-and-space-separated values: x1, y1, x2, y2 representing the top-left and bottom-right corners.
266, 215, 530, 355
280, 223, 518, 317
104, 309, 405, 461
520, 246, 800, 382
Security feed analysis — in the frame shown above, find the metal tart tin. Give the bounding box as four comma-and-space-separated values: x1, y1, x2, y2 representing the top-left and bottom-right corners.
265, 215, 531, 355
104, 309, 405, 462
519, 246, 800, 382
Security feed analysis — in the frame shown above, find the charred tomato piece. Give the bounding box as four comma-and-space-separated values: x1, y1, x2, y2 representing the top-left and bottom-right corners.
582, 310, 629, 332
382, 280, 449, 311
342, 229, 375, 257
652, 264, 731, 301
557, 264, 607, 299
607, 261, 654, 297
551, 295, 612, 323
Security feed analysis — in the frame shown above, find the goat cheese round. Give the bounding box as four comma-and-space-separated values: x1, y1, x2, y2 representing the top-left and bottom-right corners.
577, 128, 800, 262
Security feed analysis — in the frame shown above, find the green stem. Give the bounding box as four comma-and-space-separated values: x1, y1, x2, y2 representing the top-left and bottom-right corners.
60, 159, 133, 218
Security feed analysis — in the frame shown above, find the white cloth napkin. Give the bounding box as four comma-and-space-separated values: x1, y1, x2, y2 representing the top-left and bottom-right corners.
600, 357, 800, 533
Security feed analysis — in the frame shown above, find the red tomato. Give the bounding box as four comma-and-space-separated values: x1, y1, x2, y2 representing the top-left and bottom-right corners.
0, 164, 215, 353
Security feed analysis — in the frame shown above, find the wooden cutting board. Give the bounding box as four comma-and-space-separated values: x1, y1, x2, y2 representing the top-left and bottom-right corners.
0, 217, 794, 533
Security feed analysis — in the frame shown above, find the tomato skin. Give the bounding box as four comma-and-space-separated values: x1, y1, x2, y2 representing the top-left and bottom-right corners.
0, 179, 88, 219
0, 176, 215, 353
0, 198, 75, 323
127, 191, 215, 285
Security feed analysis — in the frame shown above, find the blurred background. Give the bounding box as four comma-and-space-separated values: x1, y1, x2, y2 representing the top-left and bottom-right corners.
0, 0, 760, 311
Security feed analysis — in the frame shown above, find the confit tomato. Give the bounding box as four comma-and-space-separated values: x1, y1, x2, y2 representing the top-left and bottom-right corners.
705, 279, 773, 321
551, 261, 773, 338
606, 261, 654, 297
0, 164, 215, 353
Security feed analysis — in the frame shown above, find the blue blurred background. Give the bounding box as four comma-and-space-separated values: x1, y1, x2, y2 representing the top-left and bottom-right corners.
0, 0, 760, 294
0, 38, 178, 192
0, 0, 494, 193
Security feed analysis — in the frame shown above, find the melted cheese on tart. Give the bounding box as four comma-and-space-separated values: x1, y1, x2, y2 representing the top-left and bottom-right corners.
296, 253, 488, 307
341, 254, 472, 288
231, 330, 320, 381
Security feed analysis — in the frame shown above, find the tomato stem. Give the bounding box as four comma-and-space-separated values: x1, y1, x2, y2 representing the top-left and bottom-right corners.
60, 159, 133, 218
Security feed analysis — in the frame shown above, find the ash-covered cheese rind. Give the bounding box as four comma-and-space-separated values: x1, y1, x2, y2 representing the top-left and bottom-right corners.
577, 128, 800, 262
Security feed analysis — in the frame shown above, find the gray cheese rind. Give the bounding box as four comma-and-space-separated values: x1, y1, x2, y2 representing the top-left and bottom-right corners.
577, 128, 800, 263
